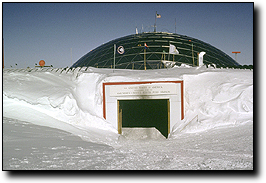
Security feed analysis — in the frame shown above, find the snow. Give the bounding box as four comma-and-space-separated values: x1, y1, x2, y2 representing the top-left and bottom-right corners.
3, 117, 253, 170
3, 66, 253, 170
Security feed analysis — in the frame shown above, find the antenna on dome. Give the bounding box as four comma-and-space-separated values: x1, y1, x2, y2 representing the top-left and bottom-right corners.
232, 51, 241, 62
175, 18, 177, 34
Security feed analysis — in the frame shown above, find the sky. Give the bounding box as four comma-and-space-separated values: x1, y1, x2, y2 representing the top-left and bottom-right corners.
3, 2, 253, 68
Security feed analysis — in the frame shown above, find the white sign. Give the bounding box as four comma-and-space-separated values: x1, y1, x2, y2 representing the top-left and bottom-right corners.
110, 83, 178, 97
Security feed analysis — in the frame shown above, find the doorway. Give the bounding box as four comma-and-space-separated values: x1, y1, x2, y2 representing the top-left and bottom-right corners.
118, 99, 170, 138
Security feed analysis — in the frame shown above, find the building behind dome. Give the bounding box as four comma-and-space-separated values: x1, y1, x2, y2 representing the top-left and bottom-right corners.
71, 32, 239, 70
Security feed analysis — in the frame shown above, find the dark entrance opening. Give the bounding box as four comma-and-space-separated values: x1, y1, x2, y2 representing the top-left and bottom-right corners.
118, 99, 169, 138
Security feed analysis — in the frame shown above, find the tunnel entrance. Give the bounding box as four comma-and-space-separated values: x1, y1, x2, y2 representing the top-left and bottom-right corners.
118, 99, 170, 138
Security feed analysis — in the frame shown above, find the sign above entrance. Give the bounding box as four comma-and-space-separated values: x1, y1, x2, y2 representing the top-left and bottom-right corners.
110, 83, 178, 97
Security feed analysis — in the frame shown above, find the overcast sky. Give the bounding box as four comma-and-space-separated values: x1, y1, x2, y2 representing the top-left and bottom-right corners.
3, 2, 253, 68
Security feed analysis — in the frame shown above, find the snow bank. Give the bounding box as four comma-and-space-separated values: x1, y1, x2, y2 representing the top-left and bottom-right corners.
3, 69, 119, 145
3, 67, 253, 145
172, 70, 253, 134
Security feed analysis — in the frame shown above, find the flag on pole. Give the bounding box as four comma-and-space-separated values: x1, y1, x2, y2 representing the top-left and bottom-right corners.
144, 43, 149, 49
169, 44, 179, 54
156, 13, 161, 18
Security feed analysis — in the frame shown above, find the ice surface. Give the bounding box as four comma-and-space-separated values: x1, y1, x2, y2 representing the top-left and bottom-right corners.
3, 117, 253, 170
3, 66, 253, 170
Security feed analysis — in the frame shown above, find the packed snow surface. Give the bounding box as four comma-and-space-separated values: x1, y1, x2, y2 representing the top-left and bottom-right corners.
3, 66, 253, 170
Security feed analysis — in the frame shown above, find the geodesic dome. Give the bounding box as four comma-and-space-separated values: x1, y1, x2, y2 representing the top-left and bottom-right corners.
71, 32, 239, 70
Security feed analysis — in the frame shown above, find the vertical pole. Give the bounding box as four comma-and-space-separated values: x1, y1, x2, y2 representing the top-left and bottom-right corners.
192, 43, 194, 66
114, 44, 116, 69
197, 53, 199, 66
232, 52, 240, 63
154, 11, 157, 32
118, 100, 122, 134
144, 48, 146, 70
175, 18, 176, 34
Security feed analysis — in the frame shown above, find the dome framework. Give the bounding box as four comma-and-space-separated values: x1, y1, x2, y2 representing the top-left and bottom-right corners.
71, 32, 239, 70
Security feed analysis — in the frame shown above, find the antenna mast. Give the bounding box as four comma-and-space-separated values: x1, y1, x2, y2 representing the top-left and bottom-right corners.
175, 18, 177, 34
154, 11, 157, 32
232, 51, 241, 62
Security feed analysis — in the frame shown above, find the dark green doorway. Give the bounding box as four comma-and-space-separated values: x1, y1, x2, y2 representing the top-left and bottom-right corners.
118, 99, 169, 138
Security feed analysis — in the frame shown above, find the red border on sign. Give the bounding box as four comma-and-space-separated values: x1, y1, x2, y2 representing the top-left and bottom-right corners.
103, 81, 184, 120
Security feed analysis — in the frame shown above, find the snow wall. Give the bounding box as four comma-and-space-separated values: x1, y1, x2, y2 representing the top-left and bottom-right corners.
3, 66, 253, 145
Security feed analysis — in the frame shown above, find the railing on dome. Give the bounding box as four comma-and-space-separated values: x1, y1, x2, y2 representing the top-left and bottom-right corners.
92, 60, 190, 70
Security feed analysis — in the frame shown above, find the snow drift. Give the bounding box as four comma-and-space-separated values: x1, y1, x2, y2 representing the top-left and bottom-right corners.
3, 66, 253, 145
